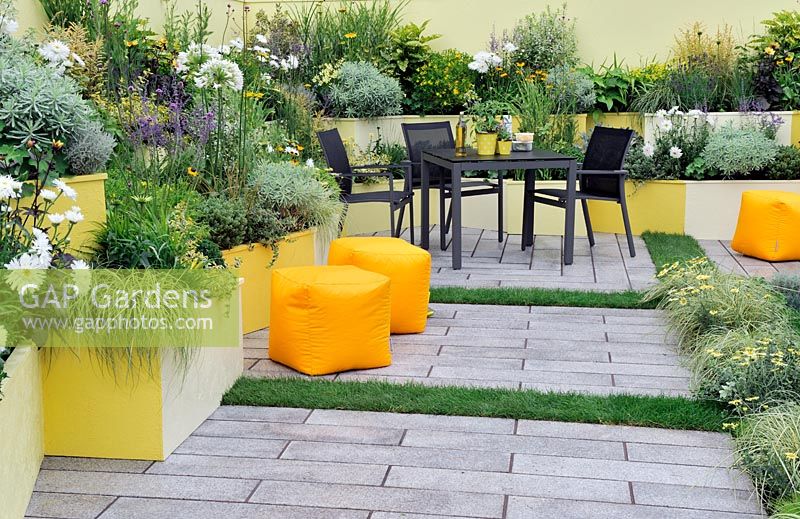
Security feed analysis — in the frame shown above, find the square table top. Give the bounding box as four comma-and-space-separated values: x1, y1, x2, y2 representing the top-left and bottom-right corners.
421, 147, 575, 164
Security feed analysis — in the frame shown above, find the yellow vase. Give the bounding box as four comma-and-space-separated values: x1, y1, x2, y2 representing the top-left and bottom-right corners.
496, 140, 512, 155
475, 132, 498, 156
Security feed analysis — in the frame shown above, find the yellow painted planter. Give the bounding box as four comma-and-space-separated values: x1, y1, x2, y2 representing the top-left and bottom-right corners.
589, 112, 644, 135
222, 228, 317, 334
50, 173, 107, 255
0, 347, 44, 519
475, 132, 498, 155
586, 180, 686, 235
496, 141, 512, 155
41, 318, 243, 461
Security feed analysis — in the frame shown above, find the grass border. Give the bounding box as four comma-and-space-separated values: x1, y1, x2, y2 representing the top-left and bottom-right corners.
224, 377, 726, 432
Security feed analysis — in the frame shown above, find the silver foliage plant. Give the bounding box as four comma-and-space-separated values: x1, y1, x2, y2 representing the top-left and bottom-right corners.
701, 125, 780, 178
0, 32, 115, 175
328, 61, 403, 118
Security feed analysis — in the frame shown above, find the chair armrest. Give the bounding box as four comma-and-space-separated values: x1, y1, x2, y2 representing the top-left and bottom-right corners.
351, 163, 405, 171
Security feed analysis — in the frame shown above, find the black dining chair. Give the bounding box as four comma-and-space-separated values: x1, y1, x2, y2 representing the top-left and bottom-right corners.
525, 126, 636, 257
401, 122, 504, 250
317, 128, 415, 243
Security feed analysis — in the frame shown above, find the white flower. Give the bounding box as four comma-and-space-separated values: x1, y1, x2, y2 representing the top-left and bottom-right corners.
284, 146, 299, 156
70, 259, 89, 270
468, 60, 489, 74
687, 109, 704, 119
266, 144, 274, 153
253, 44, 270, 54
229, 37, 244, 51
305, 158, 315, 168
64, 206, 84, 224
53, 179, 77, 201
261, 73, 273, 84
6, 253, 47, 269
503, 42, 517, 53
0, 175, 23, 199
30, 228, 52, 258
655, 109, 667, 119
642, 143, 655, 158
194, 58, 243, 91
39, 40, 72, 69
175, 42, 220, 75
47, 213, 65, 225
669, 146, 683, 159
255, 34, 268, 44
217, 44, 231, 56
0, 15, 18, 35
667, 106, 680, 116
4, 254, 47, 290
468, 51, 502, 74
40, 189, 58, 202
658, 119, 673, 132
280, 55, 299, 71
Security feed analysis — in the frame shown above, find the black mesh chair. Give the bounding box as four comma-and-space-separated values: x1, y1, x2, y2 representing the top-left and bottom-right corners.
317, 128, 415, 243
401, 122, 503, 250
527, 127, 636, 257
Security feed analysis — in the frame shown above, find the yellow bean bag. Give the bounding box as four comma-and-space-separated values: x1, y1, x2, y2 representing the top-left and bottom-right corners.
328, 237, 431, 334
731, 190, 800, 262
269, 265, 392, 376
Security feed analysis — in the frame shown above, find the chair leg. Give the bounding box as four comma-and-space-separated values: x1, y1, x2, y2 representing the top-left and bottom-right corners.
581, 199, 595, 247
439, 190, 447, 251
620, 198, 636, 258
497, 174, 504, 243
389, 204, 396, 238
445, 202, 453, 236
395, 204, 406, 238
409, 199, 415, 245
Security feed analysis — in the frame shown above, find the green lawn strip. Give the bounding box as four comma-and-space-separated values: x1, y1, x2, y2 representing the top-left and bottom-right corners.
430, 286, 653, 309
223, 377, 726, 432
641, 231, 706, 269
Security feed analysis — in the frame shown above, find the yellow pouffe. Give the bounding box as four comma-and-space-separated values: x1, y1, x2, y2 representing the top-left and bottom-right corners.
328, 237, 431, 334
731, 190, 800, 262
269, 265, 392, 376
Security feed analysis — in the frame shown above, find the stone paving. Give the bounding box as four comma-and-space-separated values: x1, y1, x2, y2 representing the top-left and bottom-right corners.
27, 407, 763, 519
365, 226, 657, 292
700, 239, 800, 278
244, 303, 691, 397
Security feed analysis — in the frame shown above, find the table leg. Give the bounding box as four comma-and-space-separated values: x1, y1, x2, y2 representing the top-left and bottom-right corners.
451, 165, 462, 270
564, 161, 577, 265
421, 158, 430, 250
522, 169, 534, 250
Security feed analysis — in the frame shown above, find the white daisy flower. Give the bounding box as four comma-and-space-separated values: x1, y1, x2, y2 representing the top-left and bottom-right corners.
669, 146, 683, 159
65, 206, 84, 224
229, 37, 244, 51
38, 40, 71, 63
658, 119, 673, 132
47, 213, 65, 225
305, 158, 315, 168
70, 259, 90, 270
0, 175, 23, 199
642, 143, 655, 158
503, 42, 517, 53
40, 189, 58, 202
30, 228, 52, 258
53, 179, 77, 200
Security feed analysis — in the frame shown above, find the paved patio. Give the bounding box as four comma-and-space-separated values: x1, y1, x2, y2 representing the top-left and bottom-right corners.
363, 226, 657, 292
245, 303, 690, 397
700, 239, 800, 278
27, 407, 762, 519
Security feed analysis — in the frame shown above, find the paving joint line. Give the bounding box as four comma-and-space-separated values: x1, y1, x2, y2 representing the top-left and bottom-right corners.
93, 494, 119, 518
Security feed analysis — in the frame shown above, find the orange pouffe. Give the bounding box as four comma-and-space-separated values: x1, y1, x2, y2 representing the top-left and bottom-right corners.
731, 190, 800, 262
328, 237, 431, 334
269, 265, 392, 376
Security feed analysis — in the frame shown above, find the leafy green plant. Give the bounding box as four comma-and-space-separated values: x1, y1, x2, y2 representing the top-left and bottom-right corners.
701, 125, 780, 178
645, 257, 791, 349
773, 274, 800, 312
579, 58, 634, 115
735, 403, 800, 508
328, 61, 403, 118
249, 161, 343, 243
37, 0, 88, 27
407, 49, 477, 114
196, 194, 247, 251
381, 21, 439, 91
545, 64, 596, 113
749, 11, 800, 109
468, 99, 512, 133
510, 3, 577, 72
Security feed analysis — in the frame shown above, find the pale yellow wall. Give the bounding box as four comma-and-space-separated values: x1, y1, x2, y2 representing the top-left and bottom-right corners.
16, 0, 799, 64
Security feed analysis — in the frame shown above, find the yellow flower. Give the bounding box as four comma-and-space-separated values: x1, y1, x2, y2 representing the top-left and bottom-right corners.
745, 396, 760, 401
344, 32, 357, 39
765, 46, 776, 56
500, 72, 508, 78
125, 39, 139, 47
187, 167, 199, 177
709, 310, 718, 316
245, 91, 264, 99
728, 399, 743, 405
730, 287, 740, 293
51, 139, 64, 150
699, 284, 714, 290
787, 55, 794, 63
722, 422, 739, 430
678, 298, 688, 305
696, 274, 711, 281
516, 62, 525, 68
785, 452, 798, 461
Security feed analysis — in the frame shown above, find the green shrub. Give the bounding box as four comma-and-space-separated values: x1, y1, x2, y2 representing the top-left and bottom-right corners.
701, 125, 780, 178
510, 4, 578, 71
196, 195, 247, 251
407, 49, 477, 115
244, 202, 287, 246
249, 161, 343, 242
328, 62, 403, 118
646, 257, 791, 349
735, 403, 800, 507
545, 64, 596, 113
690, 326, 800, 410
773, 274, 800, 312
773, 494, 800, 518
763, 146, 800, 180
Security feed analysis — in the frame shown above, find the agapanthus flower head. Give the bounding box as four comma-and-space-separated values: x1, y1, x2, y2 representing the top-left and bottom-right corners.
175, 42, 221, 75
0, 15, 18, 35
194, 58, 244, 91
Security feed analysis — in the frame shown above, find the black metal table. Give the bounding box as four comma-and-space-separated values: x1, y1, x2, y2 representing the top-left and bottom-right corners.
420, 148, 577, 270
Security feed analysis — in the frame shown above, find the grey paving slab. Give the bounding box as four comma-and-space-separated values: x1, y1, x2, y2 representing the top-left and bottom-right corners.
334, 373, 521, 389
210, 405, 311, 423
26, 492, 115, 519
29, 408, 763, 519
701, 239, 793, 279
281, 441, 511, 472
39, 457, 151, 474
249, 480, 505, 518
506, 496, 763, 519
97, 497, 369, 519
362, 226, 656, 291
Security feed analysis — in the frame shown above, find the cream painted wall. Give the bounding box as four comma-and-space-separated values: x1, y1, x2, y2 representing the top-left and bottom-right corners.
17, 0, 798, 64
